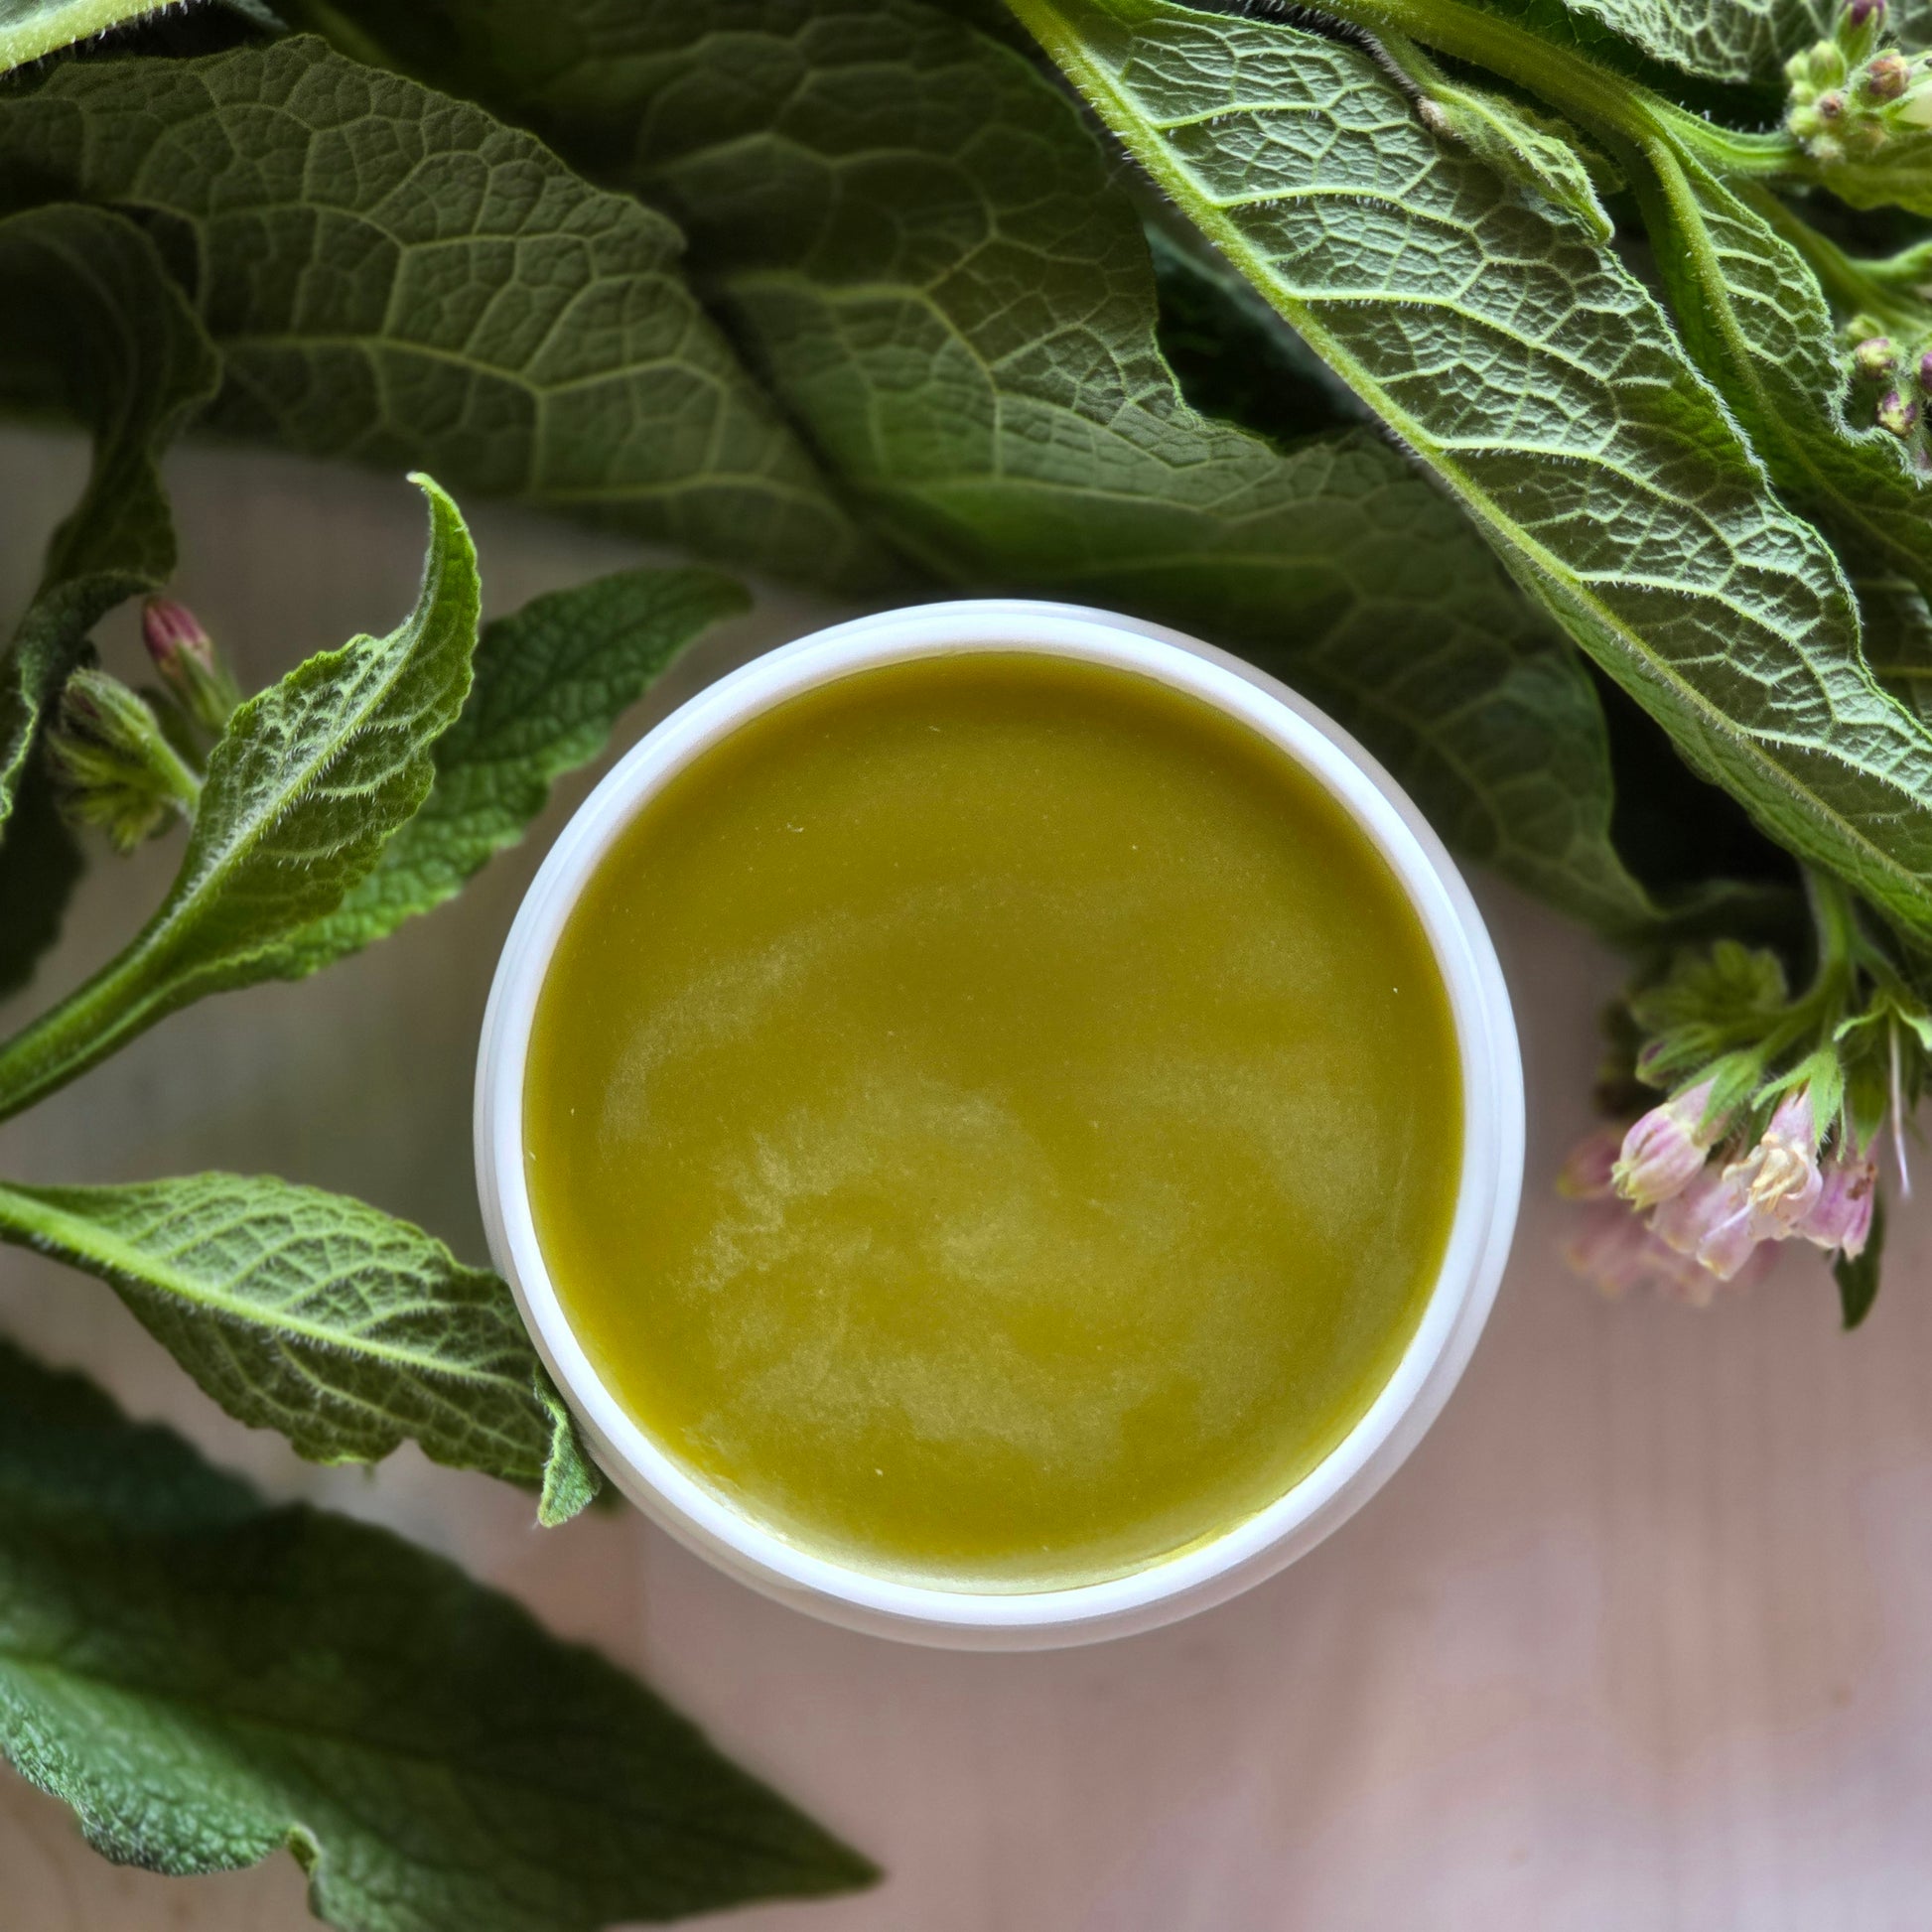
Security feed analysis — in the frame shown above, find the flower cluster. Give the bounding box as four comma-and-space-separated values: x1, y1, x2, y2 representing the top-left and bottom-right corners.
1561, 888, 1922, 1316
1841, 316, 1932, 452
1562, 1083, 1875, 1308
1787, 0, 1932, 164
44, 597, 240, 851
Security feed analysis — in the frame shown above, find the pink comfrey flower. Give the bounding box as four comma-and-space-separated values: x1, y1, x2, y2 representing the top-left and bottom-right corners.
1557, 1126, 1622, 1200
1612, 1075, 1724, 1209
1725, 1086, 1824, 1237
1652, 1164, 1764, 1282
1799, 1155, 1877, 1258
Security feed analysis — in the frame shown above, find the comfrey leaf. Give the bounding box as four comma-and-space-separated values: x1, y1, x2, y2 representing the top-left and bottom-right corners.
262, 565, 748, 979
0, 1173, 598, 1513
1013, 0, 1932, 947
0, 201, 219, 833
0, 1340, 878, 1932
0, 37, 890, 589
0, 476, 478, 1121
276, 0, 1666, 934
1376, 30, 1617, 241
1624, 152, 1932, 623
0, 0, 170, 70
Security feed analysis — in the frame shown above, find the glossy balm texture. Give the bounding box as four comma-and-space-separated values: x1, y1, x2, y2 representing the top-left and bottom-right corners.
525, 653, 1460, 1591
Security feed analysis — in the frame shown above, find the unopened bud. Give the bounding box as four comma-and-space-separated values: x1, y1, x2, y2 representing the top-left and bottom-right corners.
1863, 49, 1912, 97
1919, 348, 1932, 391
1841, 0, 1886, 63
1817, 86, 1849, 119
1879, 387, 1921, 434
1854, 334, 1896, 378
46, 668, 204, 852
140, 596, 241, 736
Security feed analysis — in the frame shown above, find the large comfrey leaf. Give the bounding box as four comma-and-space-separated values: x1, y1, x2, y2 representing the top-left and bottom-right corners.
1011, 0, 1932, 945
273, 0, 1663, 933
0, 1340, 878, 1931
263, 564, 749, 979
0, 0, 167, 71
0, 476, 478, 1121
0, 38, 890, 590
0, 1173, 598, 1518
0, 200, 218, 834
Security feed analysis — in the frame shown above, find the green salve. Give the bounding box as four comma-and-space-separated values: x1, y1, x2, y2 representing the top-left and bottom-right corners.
525, 652, 1461, 1590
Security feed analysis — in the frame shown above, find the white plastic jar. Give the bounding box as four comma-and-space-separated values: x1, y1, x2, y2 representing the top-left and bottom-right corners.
476, 600, 1524, 1649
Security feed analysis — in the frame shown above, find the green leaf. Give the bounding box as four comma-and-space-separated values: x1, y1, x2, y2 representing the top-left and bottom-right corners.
0, 36, 892, 589
1835, 1181, 1885, 1325
272, 0, 1665, 935
1012, 0, 1932, 947
0, 757, 82, 1002
262, 565, 748, 979
1633, 149, 1932, 614
1523, 0, 1932, 84
0, 0, 168, 71
0, 1173, 598, 1510
0, 476, 479, 1121
1377, 29, 1617, 241
0, 201, 219, 832
0, 1339, 878, 1930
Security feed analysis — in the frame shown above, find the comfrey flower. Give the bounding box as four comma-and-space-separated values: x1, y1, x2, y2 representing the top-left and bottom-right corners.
1799, 1154, 1877, 1257
1612, 1074, 1725, 1208
1726, 1086, 1825, 1236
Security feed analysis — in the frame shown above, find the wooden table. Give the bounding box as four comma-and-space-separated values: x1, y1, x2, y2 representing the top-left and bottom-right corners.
4, 431, 1927, 1932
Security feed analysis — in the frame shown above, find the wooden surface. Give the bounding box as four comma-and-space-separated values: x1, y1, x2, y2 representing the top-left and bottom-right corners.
4, 430, 1930, 1931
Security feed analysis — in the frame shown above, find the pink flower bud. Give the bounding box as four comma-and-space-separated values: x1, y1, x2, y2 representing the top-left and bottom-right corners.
1850, 0, 1885, 31
1799, 1156, 1877, 1256
1863, 49, 1912, 97
139, 596, 241, 735
1612, 1076, 1722, 1208
1878, 387, 1921, 436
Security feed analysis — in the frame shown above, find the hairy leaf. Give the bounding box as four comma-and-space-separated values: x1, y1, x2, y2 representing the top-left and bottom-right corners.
1528, 0, 1932, 84
1013, 0, 1932, 944
0, 0, 169, 70
1635, 151, 1932, 618
0, 1173, 598, 1513
0, 201, 218, 832
264, 564, 748, 979
0, 476, 478, 1120
0, 1340, 878, 1931
272, 0, 1664, 932
1377, 29, 1616, 242
0, 37, 889, 588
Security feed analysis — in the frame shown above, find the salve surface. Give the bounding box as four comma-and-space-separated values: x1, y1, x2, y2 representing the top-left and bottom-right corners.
525, 652, 1461, 1590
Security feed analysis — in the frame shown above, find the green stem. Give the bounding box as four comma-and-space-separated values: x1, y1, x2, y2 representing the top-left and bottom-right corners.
0, 934, 184, 1125
1302, 0, 1802, 180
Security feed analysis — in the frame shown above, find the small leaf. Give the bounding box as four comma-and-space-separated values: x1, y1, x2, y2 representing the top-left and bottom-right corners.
0, 476, 479, 1121
1380, 30, 1617, 241
1835, 1183, 1886, 1325
0, 201, 219, 832
0, 1172, 596, 1508
263, 565, 748, 979
0, 37, 891, 590
0, 1339, 878, 1931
